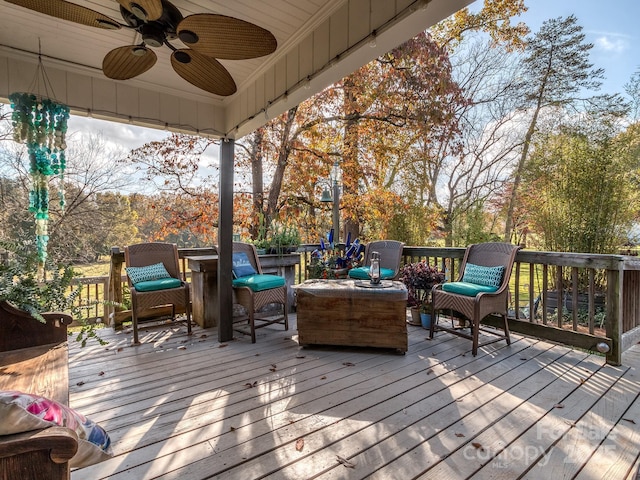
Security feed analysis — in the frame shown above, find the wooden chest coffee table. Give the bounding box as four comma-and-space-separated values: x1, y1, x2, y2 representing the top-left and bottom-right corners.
294, 279, 408, 352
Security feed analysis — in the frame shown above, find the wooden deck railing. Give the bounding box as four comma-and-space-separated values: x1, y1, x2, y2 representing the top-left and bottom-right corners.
66, 244, 640, 365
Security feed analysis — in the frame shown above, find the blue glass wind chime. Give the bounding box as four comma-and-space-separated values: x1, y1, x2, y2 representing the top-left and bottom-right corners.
9, 48, 69, 269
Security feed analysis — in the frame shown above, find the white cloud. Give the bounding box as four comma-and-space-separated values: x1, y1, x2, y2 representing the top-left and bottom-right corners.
593, 34, 629, 54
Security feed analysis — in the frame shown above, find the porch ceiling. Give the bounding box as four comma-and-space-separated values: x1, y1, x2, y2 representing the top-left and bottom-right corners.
0, 0, 474, 139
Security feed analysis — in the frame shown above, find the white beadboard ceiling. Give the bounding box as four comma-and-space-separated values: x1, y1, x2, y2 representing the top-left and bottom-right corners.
0, 0, 475, 139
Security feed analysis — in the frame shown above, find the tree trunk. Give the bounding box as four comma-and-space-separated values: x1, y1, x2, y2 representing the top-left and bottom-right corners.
249, 128, 264, 239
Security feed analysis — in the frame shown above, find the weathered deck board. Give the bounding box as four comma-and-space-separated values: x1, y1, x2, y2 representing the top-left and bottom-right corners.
68, 315, 640, 480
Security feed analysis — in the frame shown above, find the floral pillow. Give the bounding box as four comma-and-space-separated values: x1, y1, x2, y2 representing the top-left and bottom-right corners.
0, 390, 113, 468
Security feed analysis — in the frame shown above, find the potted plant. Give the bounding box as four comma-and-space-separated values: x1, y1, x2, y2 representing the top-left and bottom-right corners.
268, 223, 301, 254
399, 261, 446, 327
0, 241, 107, 346
250, 213, 270, 255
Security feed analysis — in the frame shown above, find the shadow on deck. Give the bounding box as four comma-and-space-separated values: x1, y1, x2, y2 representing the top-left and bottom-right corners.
69, 313, 640, 480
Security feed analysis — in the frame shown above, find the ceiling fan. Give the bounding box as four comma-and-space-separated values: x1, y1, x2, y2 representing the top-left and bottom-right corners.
5, 0, 278, 96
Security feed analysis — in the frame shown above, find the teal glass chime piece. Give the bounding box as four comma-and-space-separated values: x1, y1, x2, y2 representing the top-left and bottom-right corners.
9, 92, 69, 264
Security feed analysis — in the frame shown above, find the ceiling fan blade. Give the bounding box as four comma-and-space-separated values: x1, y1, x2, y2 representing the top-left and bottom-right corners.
103, 46, 157, 80
116, 0, 163, 22
177, 14, 277, 60
171, 49, 236, 96
5, 0, 121, 29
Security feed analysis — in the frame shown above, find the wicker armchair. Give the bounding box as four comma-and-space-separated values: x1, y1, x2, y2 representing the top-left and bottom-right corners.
430, 242, 521, 356
232, 242, 288, 343
124, 242, 192, 344
348, 240, 405, 280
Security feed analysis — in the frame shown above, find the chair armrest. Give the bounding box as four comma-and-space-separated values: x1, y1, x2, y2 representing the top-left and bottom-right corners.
0, 427, 78, 463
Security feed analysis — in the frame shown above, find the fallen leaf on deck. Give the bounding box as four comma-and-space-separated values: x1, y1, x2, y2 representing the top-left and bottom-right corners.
229, 426, 236, 432
178, 346, 187, 350
564, 420, 577, 428
272, 364, 277, 368
76, 381, 85, 386
336, 455, 356, 468
245, 381, 258, 388
520, 357, 527, 361
426, 369, 433, 375
455, 433, 465, 437
98, 371, 105, 376
296, 355, 306, 359
471, 442, 484, 451
343, 362, 355, 367
580, 378, 587, 384
320, 376, 327, 380
554, 403, 564, 409
200, 334, 208, 338
623, 418, 637, 424
218, 344, 228, 348
269, 368, 277, 372
116, 347, 123, 352
295, 438, 304, 451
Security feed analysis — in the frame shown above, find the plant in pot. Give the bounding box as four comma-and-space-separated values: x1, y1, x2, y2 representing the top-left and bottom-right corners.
268, 223, 301, 254
399, 261, 446, 327
0, 240, 108, 347
250, 213, 270, 254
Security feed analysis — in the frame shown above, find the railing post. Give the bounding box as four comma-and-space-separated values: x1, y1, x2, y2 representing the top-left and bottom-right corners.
605, 262, 623, 365
108, 246, 125, 328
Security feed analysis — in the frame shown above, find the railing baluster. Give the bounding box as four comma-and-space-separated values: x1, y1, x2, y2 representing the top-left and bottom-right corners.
529, 263, 535, 323
572, 267, 579, 331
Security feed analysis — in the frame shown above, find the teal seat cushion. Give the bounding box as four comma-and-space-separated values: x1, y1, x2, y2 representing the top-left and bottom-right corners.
348, 266, 395, 280
441, 281, 499, 297
133, 277, 183, 292
232, 274, 285, 292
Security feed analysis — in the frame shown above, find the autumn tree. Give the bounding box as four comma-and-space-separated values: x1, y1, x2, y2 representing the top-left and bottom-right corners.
126, 133, 222, 245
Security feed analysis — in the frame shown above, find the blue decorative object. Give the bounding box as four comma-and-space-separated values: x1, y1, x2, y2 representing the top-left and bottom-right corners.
9, 90, 69, 267
309, 231, 362, 279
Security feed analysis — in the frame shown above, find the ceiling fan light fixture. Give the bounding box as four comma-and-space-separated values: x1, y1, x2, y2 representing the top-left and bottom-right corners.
174, 51, 191, 64
129, 3, 148, 20
132, 46, 148, 56
142, 24, 166, 48
178, 30, 199, 45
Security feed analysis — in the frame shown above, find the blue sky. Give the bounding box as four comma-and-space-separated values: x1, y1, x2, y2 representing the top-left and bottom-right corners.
516, 0, 639, 95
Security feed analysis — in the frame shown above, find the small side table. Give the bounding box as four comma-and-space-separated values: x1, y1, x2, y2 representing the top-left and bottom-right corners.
187, 255, 218, 328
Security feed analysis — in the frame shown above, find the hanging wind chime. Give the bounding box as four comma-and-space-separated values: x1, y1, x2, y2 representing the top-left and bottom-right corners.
9, 44, 69, 270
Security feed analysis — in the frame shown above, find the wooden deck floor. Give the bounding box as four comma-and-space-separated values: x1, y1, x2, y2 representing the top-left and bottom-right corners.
68, 314, 640, 480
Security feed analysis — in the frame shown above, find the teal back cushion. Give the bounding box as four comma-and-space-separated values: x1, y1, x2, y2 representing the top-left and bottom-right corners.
232, 252, 257, 278
462, 263, 504, 288
126, 262, 171, 285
